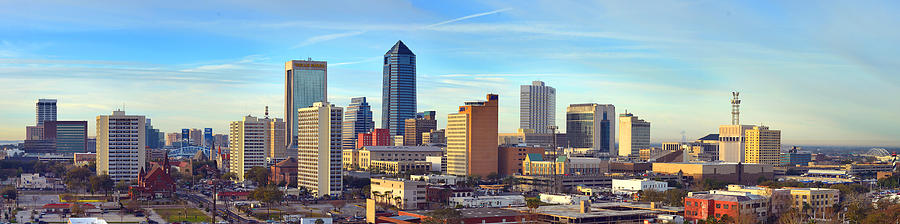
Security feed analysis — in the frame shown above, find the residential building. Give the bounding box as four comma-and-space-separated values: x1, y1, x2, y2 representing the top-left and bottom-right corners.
718, 125, 755, 163
497, 146, 545, 176
42, 121, 88, 155
652, 162, 774, 185
618, 112, 650, 157
342, 97, 375, 150
566, 103, 615, 155
96, 110, 146, 182
404, 111, 437, 146
36, 99, 57, 125
520, 81, 556, 134
447, 94, 499, 177
370, 178, 427, 210
684, 191, 769, 222
784, 188, 840, 215
228, 115, 281, 182
744, 126, 782, 165
357, 128, 391, 149
522, 154, 608, 176
297, 102, 343, 197
285, 59, 328, 148
498, 128, 554, 147
611, 179, 668, 194
355, 146, 443, 170
381, 40, 417, 137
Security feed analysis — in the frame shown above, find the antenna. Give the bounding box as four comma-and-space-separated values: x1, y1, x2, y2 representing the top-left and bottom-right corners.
731, 92, 741, 125
265, 106, 270, 119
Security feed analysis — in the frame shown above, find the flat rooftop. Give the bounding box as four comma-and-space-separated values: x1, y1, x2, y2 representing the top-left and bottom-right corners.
504, 202, 681, 219
362, 146, 443, 152
405, 208, 524, 218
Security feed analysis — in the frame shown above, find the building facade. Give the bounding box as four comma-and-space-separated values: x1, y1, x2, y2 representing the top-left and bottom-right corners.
566, 103, 615, 155
36, 99, 57, 125
404, 111, 437, 146
498, 146, 545, 177
342, 97, 375, 150
370, 178, 428, 210
520, 81, 556, 134
228, 115, 271, 182
744, 126, 781, 165
285, 59, 328, 148
357, 128, 391, 149
355, 146, 443, 170
618, 112, 650, 157
653, 162, 774, 185
718, 125, 755, 163
498, 129, 554, 148
42, 121, 88, 155
447, 94, 499, 177
297, 102, 343, 197
96, 110, 146, 182
382, 40, 417, 137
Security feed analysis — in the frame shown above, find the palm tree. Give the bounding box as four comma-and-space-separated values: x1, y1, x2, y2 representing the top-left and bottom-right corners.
394, 196, 403, 210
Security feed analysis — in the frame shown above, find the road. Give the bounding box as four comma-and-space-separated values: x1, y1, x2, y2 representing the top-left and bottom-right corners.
177, 192, 252, 223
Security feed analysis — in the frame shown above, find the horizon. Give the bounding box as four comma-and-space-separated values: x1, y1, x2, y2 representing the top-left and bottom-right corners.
1, 1, 899, 147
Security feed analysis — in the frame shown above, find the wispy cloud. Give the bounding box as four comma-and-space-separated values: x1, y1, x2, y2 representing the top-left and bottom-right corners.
425, 8, 512, 28
293, 30, 366, 48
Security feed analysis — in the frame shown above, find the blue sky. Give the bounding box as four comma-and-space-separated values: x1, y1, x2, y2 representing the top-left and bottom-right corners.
1, 0, 898, 146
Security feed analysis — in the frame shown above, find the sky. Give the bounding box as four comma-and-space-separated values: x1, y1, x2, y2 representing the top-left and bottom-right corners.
0, 0, 898, 147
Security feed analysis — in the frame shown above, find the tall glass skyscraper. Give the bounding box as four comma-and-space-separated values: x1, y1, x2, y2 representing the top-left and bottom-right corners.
285, 59, 327, 147
382, 40, 416, 137
342, 97, 375, 150
566, 103, 616, 155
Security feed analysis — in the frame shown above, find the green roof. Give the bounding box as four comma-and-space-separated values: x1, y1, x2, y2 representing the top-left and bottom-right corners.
526, 153, 543, 161
555, 156, 568, 162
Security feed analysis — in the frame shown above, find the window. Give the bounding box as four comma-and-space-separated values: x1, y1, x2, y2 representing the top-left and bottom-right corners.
716, 204, 721, 208
724, 204, 729, 209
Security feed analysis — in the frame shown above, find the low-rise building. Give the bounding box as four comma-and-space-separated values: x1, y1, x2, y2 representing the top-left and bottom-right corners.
370, 178, 427, 210
522, 154, 607, 175
270, 157, 298, 186
369, 160, 432, 174
497, 146, 545, 176
410, 174, 463, 185
505, 201, 682, 224
540, 193, 590, 205
653, 162, 774, 185
611, 179, 668, 195
129, 162, 176, 199
684, 190, 769, 222
357, 146, 443, 170
73, 153, 96, 167
515, 174, 613, 193
399, 208, 525, 224
18, 173, 53, 189
425, 156, 445, 172
426, 186, 474, 203
449, 195, 525, 208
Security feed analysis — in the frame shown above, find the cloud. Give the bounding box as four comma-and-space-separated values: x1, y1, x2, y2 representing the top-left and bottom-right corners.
293, 30, 366, 48
425, 8, 512, 28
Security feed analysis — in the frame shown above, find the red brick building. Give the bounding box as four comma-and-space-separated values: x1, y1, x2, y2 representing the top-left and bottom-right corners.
684, 192, 769, 222
130, 158, 176, 199
497, 146, 545, 177
358, 128, 391, 149
270, 157, 298, 186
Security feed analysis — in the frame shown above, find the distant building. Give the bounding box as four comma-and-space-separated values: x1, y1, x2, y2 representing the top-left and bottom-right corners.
36, 99, 57, 125
498, 128, 554, 148
566, 104, 615, 155
404, 111, 437, 146
342, 97, 375, 150
270, 157, 298, 187
539, 193, 590, 205
447, 94, 499, 177
73, 153, 96, 166
354, 146, 443, 171
690, 134, 720, 162
18, 173, 53, 189
370, 178, 427, 210
399, 208, 525, 224
611, 179, 668, 194
618, 112, 650, 157
285, 59, 328, 148
96, 110, 146, 182
652, 162, 774, 185
381, 40, 417, 138
449, 195, 525, 208
684, 191, 769, 222
781, 146, 811, 166
505, 202, 681, 223
744, 126, 781, 165
357, 128, 391, 149
520, 81, 556, 134
228, 115, 284, 182
422, 129, 445, 145
522, 154, 607, 176
497, 146, 545, 177
25, 125, 43, 140
410, 174, 463, 185
718, 125, 755, 163
165, 133, 180, 147
392, 135, 404, 146
42, 121, 88, 155
203, 128, 214, 148
296, 102, 343, 197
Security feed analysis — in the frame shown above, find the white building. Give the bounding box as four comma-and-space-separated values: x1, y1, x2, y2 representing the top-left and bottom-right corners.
540, 193, 590, 205
449, 195, 526, 208
611, 179, 668, 194
410, 174, 462, 185
299, 218, 333, 224
297, 102, 343, 197
68, 218, 109, 224
425, 156, 445, 172
520, 81, 556, 134
229, 115, 282, 182
18, 173, 52, 189
370, 178, 427, 210
718, 125, 755, 163
618, 113, 650, 157
96, 110, 146, 182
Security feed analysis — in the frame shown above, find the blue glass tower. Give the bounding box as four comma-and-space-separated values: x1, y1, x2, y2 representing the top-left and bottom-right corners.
342, 97, 375, 150
285, 59, 327, 147
382, 40, 416, 137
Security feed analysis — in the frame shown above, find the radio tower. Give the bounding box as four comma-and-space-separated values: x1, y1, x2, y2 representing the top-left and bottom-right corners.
731, 92, 741, 125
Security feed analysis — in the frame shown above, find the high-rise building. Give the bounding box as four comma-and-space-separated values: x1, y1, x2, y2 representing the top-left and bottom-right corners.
744, 126, 781, 165
165, 133, 180, 147
342, 97, 375, 150
267, 118, 289, 161
96, 110, 146, 182
42, 121, 88, 155
214, 134, 228, 148
718, 125, 755, 163
144, 119, 161, 149
203, 128, 214, 148
404, 111, 437, 146
422, 129, 445, 145
447, 94, 499, 177
189, 129, 202, 146
228, 115, 282, 182
520, 81, 556, 134
285, 59, 328, 148
566, 104, 615, 155
618, 112, 650, 157
25, 125, 43, 140
357, 129, 391, 149
297, 102, 343, 197
36, 99, 57, 126
382, 40, 417, 137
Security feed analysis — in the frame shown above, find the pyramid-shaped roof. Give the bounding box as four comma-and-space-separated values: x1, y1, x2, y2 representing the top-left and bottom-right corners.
386, 40, 415, 55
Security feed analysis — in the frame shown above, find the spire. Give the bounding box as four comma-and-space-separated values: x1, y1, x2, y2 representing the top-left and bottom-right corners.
265, 106, 270, 119
164, 150, 170, 174
386, 40, 414, 55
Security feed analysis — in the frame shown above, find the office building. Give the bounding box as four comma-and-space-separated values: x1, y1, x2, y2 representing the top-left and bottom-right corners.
145, 120, 162, 149
422, 129, 445, 145
611, 179, 668, 194
96, 110, 146, 182
447, 94, 499, 177
228, 115, 271, 182
618, 112, 650, 157
744, 126, 781, 165
781, 147, 811, 166
342, 97, 375, 150
285, 59, 328, 148
214, 134, 228, 148
351, 146, 443, 171
566, 104, 615, 155
357, 128, 391, 149
36, 99, 57, 125
404, 111, 437, 146
203, 128, 214, 148
690, 134, 720, 162
520, 81, 556, 134
498, 128, 554, 147
497, 146, 545, 177
652, 162, 774, 185
26, 125, 43, 140
370, 178, 428, 210
267, 118, 288, 161
165, 133, 179, 147
297, 102, 343, 197
42, 121, 88, 155
382, 40, 417, 137
522, 154, 608, 176
189, 128, 202, 146
718, 125, 754, 163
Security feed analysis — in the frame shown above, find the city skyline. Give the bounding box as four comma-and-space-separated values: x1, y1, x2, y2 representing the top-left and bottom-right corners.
1, 1, 899, 147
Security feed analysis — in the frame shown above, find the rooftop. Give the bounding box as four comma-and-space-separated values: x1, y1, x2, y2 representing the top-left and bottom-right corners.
505, 202, 678, 219
362, 146, 443, 152
405, 208, 523, 219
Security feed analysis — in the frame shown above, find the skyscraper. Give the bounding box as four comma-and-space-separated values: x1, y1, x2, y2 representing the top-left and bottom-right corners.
96, 110, 146, 182
229, 115, 269, 182
618, 112, 650, 157
297, 102, 343, 197
342, 97, 375, 150
382, 40, 417, 137
266, 118, 288, 161
744, 126, 781, 165
43, 121, 88, 155
203, 128, 214, 148
718, 125, 754, 163
404, 111, 437, 146
566, 104, 616, 155
520, 81, 556, 134
285, 59, 328, 148
36, 99, 57, 125
144, 119, 161, 149
446, 94, 499, 177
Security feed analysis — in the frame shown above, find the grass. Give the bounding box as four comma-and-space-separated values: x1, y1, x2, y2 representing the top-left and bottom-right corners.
154, 208, 212, 223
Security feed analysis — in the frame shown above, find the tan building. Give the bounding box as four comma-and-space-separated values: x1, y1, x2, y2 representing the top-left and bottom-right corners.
96, 110, 146, 182
297, 102, 343, 197
404, 111, 437, 146
639, 147, 664, 161
422, 129, 445, 145
165, 133, 180, 147
522, 154, 607, 176
652, 162, 773, 185
744, 126, 781, 165
718, 125, 755, 163
498, 129, 555, 147
342, 149, 359, 170
369, 161, 433, 174
265, 118, 289, 161
727, 185, 839, 214
228, 115, 279, 182
370, 178, 427, 210
447, 94, 499, 177
619, 113, 650, 157
356, 146, 443, 170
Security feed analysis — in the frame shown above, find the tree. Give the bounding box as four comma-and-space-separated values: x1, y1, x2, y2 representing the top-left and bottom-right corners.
486, 172, 500, 183
70, 203, 85, 217
125, 199, 141, 213
423, 208, 463, 224
115, 180, 132, 192
221, 172, 238, 182
314, 219, 325, 224
329, 200, 346, 213
245, 167, 271, 186
89, 174, 115, 196
65, 166, 93, 192
251, 186, 284, 218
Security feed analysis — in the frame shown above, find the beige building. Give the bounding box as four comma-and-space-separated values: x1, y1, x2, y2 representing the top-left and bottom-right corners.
165, 133, 180, 146
498, 128, 555, 147
228, 115, 274, 182
652, 162, 773, 185
355, 146, 443, 170
447, 94, 499, 177
744, 126, 781, 165
618, 113, 650, 157
370, 178, 427, 210
727, 185, 839, 214
96, 110, 146, 182
342, 149, 359, 170
522, 154, 607, 175
369, 161, 433, 174
297, 102, 343, 197
266, 118, 289, 161
718, 125, 755, 163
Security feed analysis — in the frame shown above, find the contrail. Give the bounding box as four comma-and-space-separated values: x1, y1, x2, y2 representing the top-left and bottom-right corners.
425, 8, 512, 28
